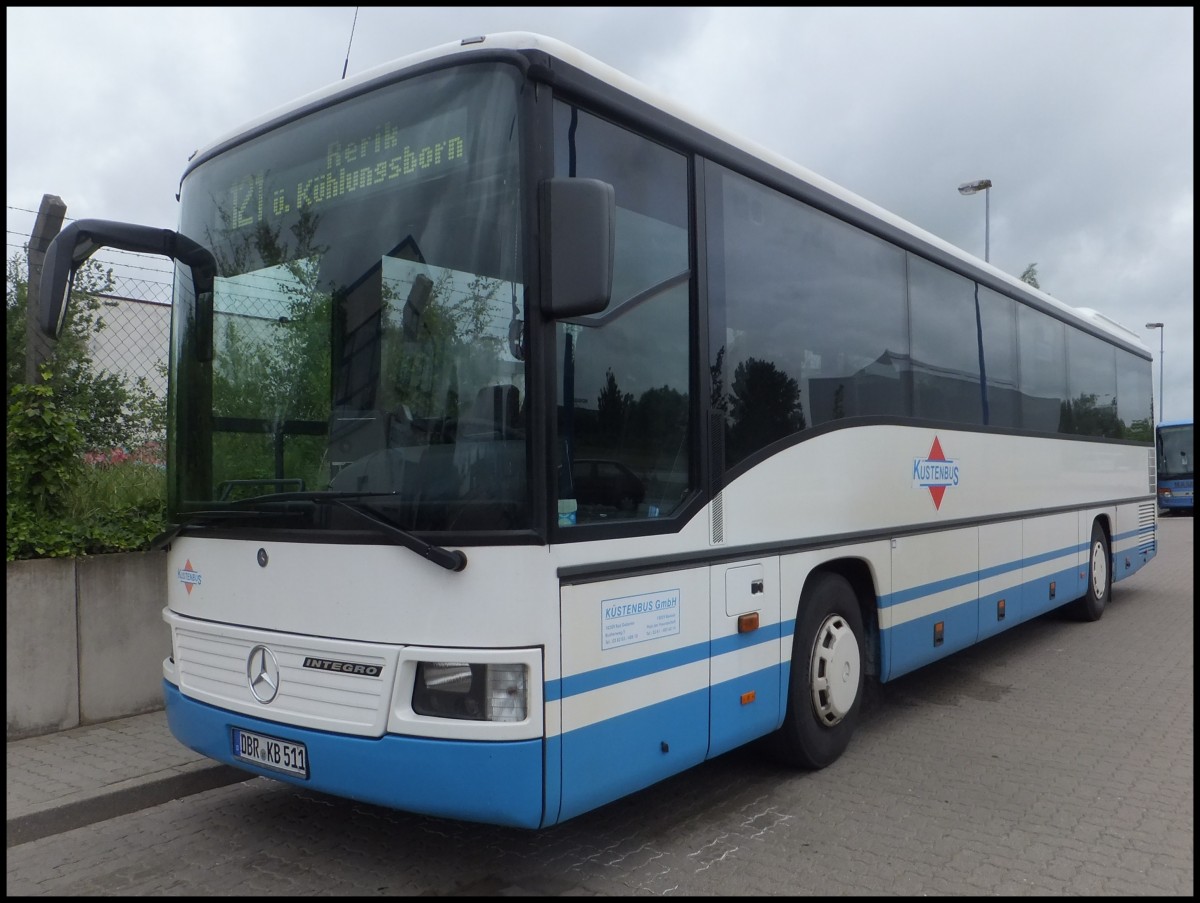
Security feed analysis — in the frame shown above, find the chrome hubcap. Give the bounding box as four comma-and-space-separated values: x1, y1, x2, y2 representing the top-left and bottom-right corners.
810, 614, 861, 726
1091, 539, 1108, 599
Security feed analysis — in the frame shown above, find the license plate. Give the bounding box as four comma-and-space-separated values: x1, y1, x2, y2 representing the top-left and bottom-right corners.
232, 728, 308, 778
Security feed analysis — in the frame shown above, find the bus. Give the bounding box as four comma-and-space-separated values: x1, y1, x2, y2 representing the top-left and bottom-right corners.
1155, 418, 1194, 514
37, 33, 1158, 829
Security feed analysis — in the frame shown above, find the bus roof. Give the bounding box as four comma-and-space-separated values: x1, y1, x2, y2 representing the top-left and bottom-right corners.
185, 32, 1148, 355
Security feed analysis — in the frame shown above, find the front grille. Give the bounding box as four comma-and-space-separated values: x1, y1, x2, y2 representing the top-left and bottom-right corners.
174, 626, 393, 736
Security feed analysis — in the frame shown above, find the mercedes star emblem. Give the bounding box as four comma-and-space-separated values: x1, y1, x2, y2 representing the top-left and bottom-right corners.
247, 645, 281, 704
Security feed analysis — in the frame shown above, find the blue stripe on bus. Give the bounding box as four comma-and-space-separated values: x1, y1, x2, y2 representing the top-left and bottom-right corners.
163, 681, 546, 829
882, 569, 980, 608
881, 558, 1086, 679
710, 620, 784, 655
877, 541, 1085, 609
548, 622, 783, 703
977, 557, 1025, 581
553, 643, 708, 700
550, 526, 1153, 697
549, 534, 1126, 699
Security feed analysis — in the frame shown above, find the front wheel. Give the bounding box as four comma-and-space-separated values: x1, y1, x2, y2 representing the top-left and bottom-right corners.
1070, 520, 1111, 622
770, 572, 865, 770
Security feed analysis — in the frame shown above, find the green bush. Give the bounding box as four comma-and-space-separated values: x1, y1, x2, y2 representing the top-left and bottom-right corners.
6, 368, 166, 561
68, 444, 167, 555
7, 251, 168, 560
7, 373, 85, 559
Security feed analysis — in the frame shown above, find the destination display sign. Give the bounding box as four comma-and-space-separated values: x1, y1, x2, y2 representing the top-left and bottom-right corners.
217, 106, 470, 233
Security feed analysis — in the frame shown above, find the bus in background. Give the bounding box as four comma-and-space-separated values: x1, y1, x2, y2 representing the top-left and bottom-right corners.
36, 33, 1158, 829
1155, 418, 1194, 514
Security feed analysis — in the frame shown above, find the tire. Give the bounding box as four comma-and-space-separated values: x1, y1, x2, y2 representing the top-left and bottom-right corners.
771, 572, 865, 770
1070, 520, 1111, 622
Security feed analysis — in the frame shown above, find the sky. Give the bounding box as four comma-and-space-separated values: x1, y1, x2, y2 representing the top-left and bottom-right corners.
7, 6, 1194, 421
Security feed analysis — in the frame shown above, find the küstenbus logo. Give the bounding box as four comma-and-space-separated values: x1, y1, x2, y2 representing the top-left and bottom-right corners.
176, 559, 202, 594
912, 437, 959, 510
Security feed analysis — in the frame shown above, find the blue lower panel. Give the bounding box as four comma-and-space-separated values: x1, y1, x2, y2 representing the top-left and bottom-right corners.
709, 664, 783, 758
1023, 562, 1085, 620
884, 561, 1092, 681
163, 681, 545, 829
885, 597, 978, 680
558, 687, 707, 824
1115, 547, 1154, 581
977, 581, 1022, 642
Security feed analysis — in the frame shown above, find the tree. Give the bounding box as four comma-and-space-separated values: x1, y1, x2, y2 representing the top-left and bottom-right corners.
727, 357, 805, 465
596, 369, 634, 443
629, 384, 688, 452
1020, 262, 1040, 289
5, 251, 108, 398
5, 251, 164, 451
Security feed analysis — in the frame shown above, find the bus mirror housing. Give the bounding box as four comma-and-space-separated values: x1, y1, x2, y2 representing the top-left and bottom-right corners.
38, 219, 217, 360
539, 178, 615, 319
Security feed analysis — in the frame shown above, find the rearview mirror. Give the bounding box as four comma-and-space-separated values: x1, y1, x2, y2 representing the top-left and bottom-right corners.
538, 178, 615, 319
38, 220, 216, 353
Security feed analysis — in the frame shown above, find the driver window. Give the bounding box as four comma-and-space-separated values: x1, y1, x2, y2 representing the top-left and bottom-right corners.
552, 101, 693, 527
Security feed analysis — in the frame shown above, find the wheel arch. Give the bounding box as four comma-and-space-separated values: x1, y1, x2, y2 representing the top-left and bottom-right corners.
1089, 511, 1115, 586
797, 557, 880, 680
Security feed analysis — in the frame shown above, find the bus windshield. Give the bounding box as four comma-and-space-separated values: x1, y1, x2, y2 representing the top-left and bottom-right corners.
170, 62, 528, 534
1157, 421, 1193, 479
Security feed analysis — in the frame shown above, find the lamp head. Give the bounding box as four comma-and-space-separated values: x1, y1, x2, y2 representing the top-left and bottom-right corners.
958, 179, 993, 195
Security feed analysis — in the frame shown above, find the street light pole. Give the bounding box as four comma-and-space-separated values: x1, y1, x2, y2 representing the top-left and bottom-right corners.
958, 179, 993, 262
1145, 322, 1164, 423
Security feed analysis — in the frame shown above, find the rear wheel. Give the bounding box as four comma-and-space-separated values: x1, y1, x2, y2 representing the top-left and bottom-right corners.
1070, 520, 1111, 622
771, 572, 865, 769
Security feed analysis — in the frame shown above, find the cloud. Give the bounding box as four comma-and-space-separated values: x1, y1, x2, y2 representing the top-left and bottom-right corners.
7, 6, 1192, 417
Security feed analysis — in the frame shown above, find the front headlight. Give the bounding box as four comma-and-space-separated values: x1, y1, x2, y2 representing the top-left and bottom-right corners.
412, 661, 528, 722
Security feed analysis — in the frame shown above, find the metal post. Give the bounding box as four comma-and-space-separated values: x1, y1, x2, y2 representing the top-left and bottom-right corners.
984, 186, 990, 263
957, 179, 993, 264
24, 194, 67, 383
1157, 329, 1164, 422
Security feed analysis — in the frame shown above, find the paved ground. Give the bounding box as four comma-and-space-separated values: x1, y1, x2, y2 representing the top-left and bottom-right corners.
6, 710, 246, 848
6, 515, 1193, 895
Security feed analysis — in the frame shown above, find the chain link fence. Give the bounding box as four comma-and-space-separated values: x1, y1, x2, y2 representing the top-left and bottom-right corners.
81, 271, 173, 465
9, 206, 172, 412
88, 281, 171, 399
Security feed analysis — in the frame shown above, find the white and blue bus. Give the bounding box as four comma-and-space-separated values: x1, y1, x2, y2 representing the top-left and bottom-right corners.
1155, 418, 1194, 514
39, 33, 1158, 829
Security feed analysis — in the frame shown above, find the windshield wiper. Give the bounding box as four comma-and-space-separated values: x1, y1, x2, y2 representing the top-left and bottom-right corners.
331, 498, 467, 572
221, 489, 392, 506
155, 491, 468, 572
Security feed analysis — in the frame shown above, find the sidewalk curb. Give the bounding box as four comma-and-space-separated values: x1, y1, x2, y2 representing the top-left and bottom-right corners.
6, 764, 250, 848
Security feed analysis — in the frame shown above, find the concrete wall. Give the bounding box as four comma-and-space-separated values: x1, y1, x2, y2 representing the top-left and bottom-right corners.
6, 551, 169, 740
